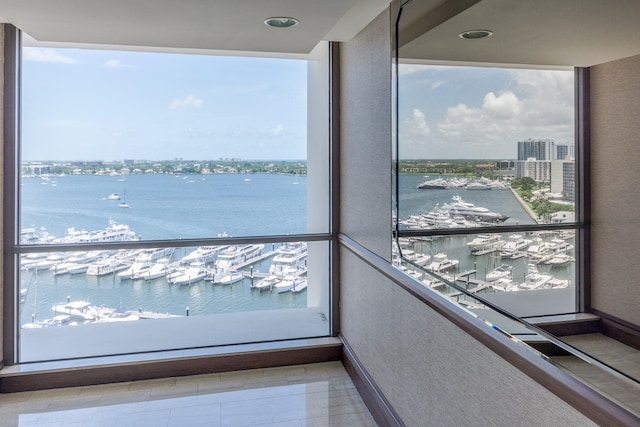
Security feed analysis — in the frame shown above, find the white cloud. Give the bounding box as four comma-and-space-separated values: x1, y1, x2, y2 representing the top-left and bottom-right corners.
23, 48, 77, 64
169, 95, 204, 109
103, 59, 136, 69
270, 124, 285, 136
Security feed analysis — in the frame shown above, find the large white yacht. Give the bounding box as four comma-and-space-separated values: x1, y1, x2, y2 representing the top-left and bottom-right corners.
269, 242, 307, 275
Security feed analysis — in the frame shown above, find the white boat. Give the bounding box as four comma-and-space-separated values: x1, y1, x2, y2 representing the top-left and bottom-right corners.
485, 264, 513, 282
215, 244, 265, 271
274, 277, 300, 293
181, 246, 225, 264
269, 242, 307, 275
466, 234, 506, 252
519, 264, 553, 290
546, 253, 574, 267
134, 247, 175, 263
95, 307, 139, 323
499, 234, 532, 257
416, 178, 449, 189
106, 193, 121, 200
213, 271, 244, 285
141, 259, 173, 281
171, 266, 206, 286
251, 275, 279, 291
491, 278, 519, 292
118, 261, 152, 280
425, 253, 459, 272
56, 220, 139, 244
441, 196, 509, 223
52, 300, 103, 321
291, 279, 308, 293
86, 259, 128, 276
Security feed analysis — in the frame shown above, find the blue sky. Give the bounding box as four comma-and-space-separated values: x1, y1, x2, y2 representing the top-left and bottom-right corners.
398, 64, 575, 159
22, 47, 308, 161
22, 47, 575, 161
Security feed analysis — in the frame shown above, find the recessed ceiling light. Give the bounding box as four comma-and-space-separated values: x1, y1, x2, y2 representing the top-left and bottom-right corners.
459, 29, 493, 40
264, 17, 299, 28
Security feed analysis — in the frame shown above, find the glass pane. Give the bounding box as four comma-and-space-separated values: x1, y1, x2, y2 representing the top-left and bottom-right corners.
394, 230, 576, 317
19, 240, 329, 361
21, 47, 314, 241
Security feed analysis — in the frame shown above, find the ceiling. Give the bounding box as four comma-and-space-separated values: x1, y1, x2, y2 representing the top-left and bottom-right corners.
1, 0, 639, 66
0, 0, 389, 57
399, 0, 640, 68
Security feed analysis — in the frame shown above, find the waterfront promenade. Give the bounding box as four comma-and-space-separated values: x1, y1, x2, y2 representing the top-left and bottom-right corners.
509, 187, 540, 223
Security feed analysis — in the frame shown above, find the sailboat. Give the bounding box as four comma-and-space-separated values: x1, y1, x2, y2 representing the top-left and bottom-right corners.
118, 189, 131, 208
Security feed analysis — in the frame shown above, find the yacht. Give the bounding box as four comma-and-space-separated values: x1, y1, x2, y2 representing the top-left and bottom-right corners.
86, 259, 128, 276
499, 234, 532, 257
291, 279, 308, 293
466, 234, 506, 253
57, 220, 139, 244
274, 276, 304, 293
425, 253, 459, 272
52, 300, 103, 321
180, 246, 225, 264
251, 275, 279, 292
441, 196, 509, 223
269, 242, 307, 275
519, 264, 553, 290
214, 244, 265, 271
416, 178, 449, 189
546, 253, 574, 267
486, 264, 513, 282
212, 270, 244, 285
171, 266, 207, 286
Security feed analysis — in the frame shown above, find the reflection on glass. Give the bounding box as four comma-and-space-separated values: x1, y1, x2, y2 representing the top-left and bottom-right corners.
393, 230, 576, 314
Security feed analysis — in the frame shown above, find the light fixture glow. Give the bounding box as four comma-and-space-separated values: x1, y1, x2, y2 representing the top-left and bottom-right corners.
264, 17, 299, 28
459, 29, 493, 39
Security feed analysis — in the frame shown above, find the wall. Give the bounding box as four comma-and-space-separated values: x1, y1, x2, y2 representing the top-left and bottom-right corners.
591, 54, 640, 326
338, 8, 596, 426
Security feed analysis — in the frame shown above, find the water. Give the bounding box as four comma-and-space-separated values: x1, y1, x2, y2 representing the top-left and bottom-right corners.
19, 173, 310, 326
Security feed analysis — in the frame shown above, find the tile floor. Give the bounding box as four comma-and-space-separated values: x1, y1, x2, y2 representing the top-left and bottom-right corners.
0, 361, 377, 427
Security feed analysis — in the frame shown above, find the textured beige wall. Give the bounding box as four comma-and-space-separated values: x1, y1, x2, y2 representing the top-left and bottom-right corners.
339, 8, 392, 260
591, 54, 640, 326
338, 9, 596, 426
0, 25, 5, 364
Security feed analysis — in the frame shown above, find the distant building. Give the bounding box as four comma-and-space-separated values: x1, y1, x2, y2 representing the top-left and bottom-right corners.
517, 138, 554, 161
515, 157, 551, 181
551, 211, 575, 223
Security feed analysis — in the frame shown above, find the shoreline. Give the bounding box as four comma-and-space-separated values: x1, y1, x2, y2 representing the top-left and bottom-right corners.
509, 187, 540, 223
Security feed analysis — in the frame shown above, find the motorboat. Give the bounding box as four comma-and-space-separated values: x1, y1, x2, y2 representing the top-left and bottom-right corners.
118, 261, 152, 280
441, 196, 509, 222
425, 253, 459, 272
215, 244, 265, 271
274, 277, 301, 293
251, 275, 279, 291
171, 266, 206, 286
499, 234, 532, 257
269, 242, 307, 275
545, 253, 574, 267
52, 300, 103, 321
291, 279, 308, 293
56, 220, 139, 244
485, 264, 513, 282
181, 246, 225, 264
86, 259, 128, 276
519, 264, 552, 290
141, 259, 173, 281
466, 234, 506, 253
416, 178, 449, 189
213, 271, 244, 285
491, 278, 519, 292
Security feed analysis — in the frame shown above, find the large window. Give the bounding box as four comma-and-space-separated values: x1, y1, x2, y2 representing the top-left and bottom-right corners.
14, 42, 331, 362
393, 61, 580, 321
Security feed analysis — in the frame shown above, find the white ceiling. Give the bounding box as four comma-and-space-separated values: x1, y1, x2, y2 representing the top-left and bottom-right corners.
0, 0, 390, 57
399, 0, 640, 68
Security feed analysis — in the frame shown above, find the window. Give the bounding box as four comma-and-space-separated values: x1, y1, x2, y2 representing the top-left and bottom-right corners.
393, 62, 581, 322
13, 41, 332, 363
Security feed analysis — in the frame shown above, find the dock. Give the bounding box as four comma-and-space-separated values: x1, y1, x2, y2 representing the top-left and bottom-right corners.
127, 310, 182, 319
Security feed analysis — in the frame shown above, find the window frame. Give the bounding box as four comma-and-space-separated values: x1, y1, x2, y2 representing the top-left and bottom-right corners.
2, 29, 338, 365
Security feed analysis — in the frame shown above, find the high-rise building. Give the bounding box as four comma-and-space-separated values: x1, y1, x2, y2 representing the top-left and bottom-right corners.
517, 138, 554, 160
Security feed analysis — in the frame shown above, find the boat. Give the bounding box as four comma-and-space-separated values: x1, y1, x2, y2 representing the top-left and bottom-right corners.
274, 277, 300, 293
141, 259, 173, 281
485, 264, 513, 282
499, 234, 531, 257
95, 307, 139, 322
214, 244, 265, 271
251, 275, 279, 291
466, 234, 506, 253
213, 271, 244, 285
269, 242, 307, 275
425, 253, 459, 272
465, 182, 490, 190
491, 278, 519, 292
181, 246, 225, 264
57, 220, 139, 244
519, 264, 553, 290
170, 266, 207, 286
545, 253, 574, 267
106, 193, 121, 200
134, 247, 175, 263
441, 196, 509, 223
291, 279, 308, 293
86, 259, 128, 276
416, 178, 449, 189
52, 300, 103, 321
